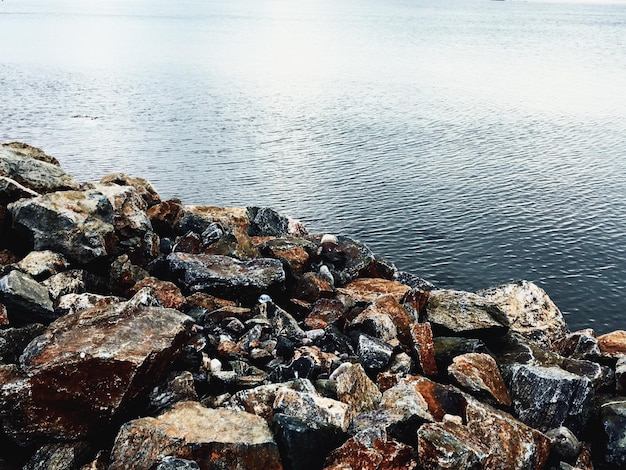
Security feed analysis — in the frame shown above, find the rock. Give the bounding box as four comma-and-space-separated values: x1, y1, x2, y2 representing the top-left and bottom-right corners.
304, 298, 346, 330
175, 205, 250, 236
109, 254, 149, 296
545, 426, 581, 463
425, 289, 509, 338
465, 398, 552, 470
42, 269, 103, 301
0, 142, 60, 166
272, 413, 346, 470
597, 330, 626, 358
448, 352, 511, 406
99, 172, 161, 207
324, 428, 417, 470
128, 276, 184, 309
410, 322, 438, 376
161, 252, 285, 301
155, 456, 200, 470
294, 272, 334, 302
259, 236, 317, 278
617, 356, 626, 392
432, 336, 491, 371
147, 199, 183, 237
0, 144, 79, 193
55, 292, 123, 316
0, 323, 46, 364
508, 364, 594, 436
556, 328, 601, 360
109, 401, 281, 470
247, 207, 307, 237
336, 277, 411, 304
355, 333, 393, 372
0, 176, 40, 205
417, 420, 494, 469
329, 362, 382, 419
478, 280, 569, 350
273, 387, 350, 432
16, 250, 69, 280
354, 294, 414, 347
0, 301, 194, 444
8, 189, 115, 264
350, 304, 399, 346
0, 270, 55, 325
22, 442, 92, 470
148, 371, 198, 415
596, 397, 626, 468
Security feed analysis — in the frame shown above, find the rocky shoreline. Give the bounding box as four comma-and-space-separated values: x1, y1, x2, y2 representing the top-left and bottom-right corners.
0, 141, 625, 469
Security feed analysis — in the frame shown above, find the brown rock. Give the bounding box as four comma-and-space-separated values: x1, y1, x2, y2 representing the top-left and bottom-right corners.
147, 198, 183, 236
448, 352, 511, 406
324, 428, 417, 470
597, 330, 626, 358
260, 236, 317, 277
88, 183, 152, 239
0, 302, 8, 326
410, 322, 438, 376
337, 278, 411, 304
273, 388, 349, 432
176, 205, 250, 235
109, 401, 281, 470
555, 328, 601, 360
109, 254, 149, 296
99, 172, 161, 207
183, 292, 236, 311
1, 142, 60, 166
55, 292, 123, 316
129, 277, 184, 309
295, 272, 334, 302
0, 301, 194, 444
17, 250, 69, 280
329, 362, 382, 420
359, 294, 415, 346
304, 298, 346, 330
402, 288, 430, 317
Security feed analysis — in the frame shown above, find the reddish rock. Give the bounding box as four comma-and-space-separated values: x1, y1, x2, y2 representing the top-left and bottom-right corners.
329, 362, 382, 420
128, 277, 185, 309
357, 294, 415, 346
183, 292, 236, 311
260, 237, 317, 277
410, 323, 438, 376
295, 272, 334, 302
146, 198, 183, 236
304, 298, 346, 330
597, 330, 626, 358
337, 278, 411, 304
109, 254, 149, 296
176, 205, 250, 235
173, 231, 203, 254
100, 172, 161, 207
448, 352, 511, 406
555, 328, 600, 360
0, 301, 194, 444
109, 401, 281, 470
324, 428, 417, 470
0, 302, 8, 326
88, 183, 152, 239
402, 288, 430, 317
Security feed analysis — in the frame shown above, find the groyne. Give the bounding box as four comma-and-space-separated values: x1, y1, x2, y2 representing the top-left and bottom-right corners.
0, 142, 625, 469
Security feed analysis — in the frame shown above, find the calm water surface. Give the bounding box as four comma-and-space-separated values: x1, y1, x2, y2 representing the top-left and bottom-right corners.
1, 0, 626, 332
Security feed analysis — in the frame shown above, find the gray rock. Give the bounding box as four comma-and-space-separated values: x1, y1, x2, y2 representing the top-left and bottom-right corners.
508, 364, 594, 436
0, 323, 45, 364
617, 356, 626, 393
17, 250, 69, 280
247, 206, 307, 237
596, 398, 626, 468
425, 289, 509, 338
22, 441, 92, 470
155, 457, 200, 470
87, 183, 152, 238
42, 269, 104, 302
0, 144, 79, 194
356, 333, 393, 372
55, 292, 123, 316
556, 328, 601, 360
478, 280, 569, 350
0, 270, 54, 325
8, 190, 115, 264
0, 176, 39, 205
99, 172, 161, 207
545, 426, 581, 463
273, 387, 349, 432
329, 362, 382, 420
162, 252, 285, 301
109, 402, 282, 470
148, 371, 198, 415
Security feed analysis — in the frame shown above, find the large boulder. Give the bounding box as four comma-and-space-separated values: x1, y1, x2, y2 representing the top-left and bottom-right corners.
87, 183, 152, 238
0, 143, 79, 194
109, 401, 282, 470
99, 173, 161, 207
8, 190, 115, 264
0, 299, 195, 444
478, 280, 569, 350
159, 252, 285, 301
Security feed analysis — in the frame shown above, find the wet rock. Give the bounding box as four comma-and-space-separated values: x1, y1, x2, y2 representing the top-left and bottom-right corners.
16, 250, 69, 280
109, 401, 281, 470
508, 364, 594, 436
448, 352, 511, 406
161, 252, 285, 302
0, 302, 8, 326
410, 322, 438, 376
8, 189, 115, 264
0, 144, 79, 193
22, 441, 92, 470
597, 330, 626, 358
336, 277, 411, 304
273, 387, 350, 432
425, 289, 509, 338
99, 172, 161, 207
247, 206, 307, 237
0, 301, 194, 444
304, 298, 346, 330
55, 292, 123, 316
0, 323, 45, 364
417, 420, 493, 469
148, 371, 198, 415
465, 398, 552, 470
0, 176, 39, 205
0, 270, 54, 325
478, 280, 569, 350
355, 333, 393, 372
324, 428, 417, 470
128, 276, 184, 309
596, 397, 626, 468
155, 456, 200, 470
329, 362, 382, 419
272, 413, 346, 470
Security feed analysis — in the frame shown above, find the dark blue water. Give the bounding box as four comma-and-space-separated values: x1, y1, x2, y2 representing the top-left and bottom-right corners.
1, 0, 626, 332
